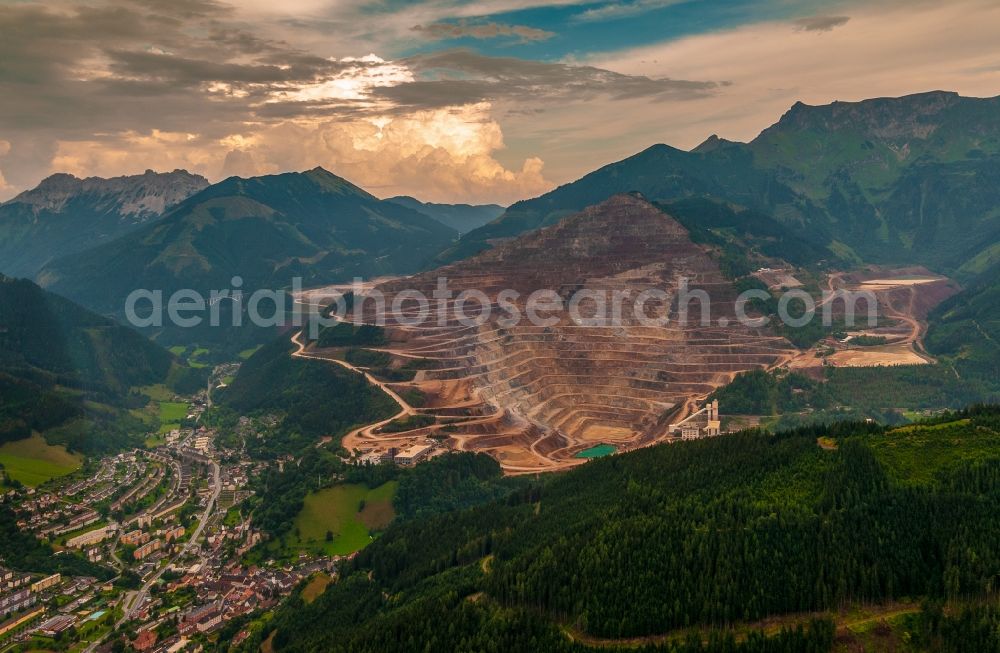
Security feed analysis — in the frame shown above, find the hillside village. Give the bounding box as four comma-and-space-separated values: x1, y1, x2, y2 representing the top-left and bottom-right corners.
0, 389, 342, 652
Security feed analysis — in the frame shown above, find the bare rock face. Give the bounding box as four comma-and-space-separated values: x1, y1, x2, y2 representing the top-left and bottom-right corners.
10, 169, 209, 222
0, 169, 209, 278
317, 194, 795, 473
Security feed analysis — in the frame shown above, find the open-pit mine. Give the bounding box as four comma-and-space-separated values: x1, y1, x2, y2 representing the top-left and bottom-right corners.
294, 194, 797, 473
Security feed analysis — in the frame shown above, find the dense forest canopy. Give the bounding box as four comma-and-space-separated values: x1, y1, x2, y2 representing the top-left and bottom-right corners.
245, 407, 1000, 653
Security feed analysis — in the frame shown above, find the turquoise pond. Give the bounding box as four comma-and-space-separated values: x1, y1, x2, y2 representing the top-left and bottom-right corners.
575, 444, 616, 459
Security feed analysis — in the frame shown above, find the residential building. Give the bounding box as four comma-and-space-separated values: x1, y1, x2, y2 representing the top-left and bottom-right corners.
66, 526, 111, 549
30, 574, 60, 593
134, 539, 163, 561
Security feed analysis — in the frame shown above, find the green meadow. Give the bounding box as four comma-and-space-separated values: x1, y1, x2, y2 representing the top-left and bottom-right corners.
157, 401, 189, 434
0, 434, 83, 486
238, 345, 262, 360
287, 482, 397, 556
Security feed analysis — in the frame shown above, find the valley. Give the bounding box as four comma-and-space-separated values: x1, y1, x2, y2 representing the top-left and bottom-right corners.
1, 75, 999, 653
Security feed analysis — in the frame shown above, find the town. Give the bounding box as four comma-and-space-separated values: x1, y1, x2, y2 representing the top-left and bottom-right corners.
0, 388, 335, 653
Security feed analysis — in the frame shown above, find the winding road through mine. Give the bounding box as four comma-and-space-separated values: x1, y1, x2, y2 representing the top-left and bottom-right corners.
290, 330, 418, 451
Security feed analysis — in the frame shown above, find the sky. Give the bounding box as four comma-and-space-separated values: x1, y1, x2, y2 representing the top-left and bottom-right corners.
1, 0, 999, 204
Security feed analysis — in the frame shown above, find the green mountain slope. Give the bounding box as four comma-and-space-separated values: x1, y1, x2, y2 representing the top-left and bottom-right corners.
444, 92, 1000, 274
210, 334, 397, 457
438, 141, 800, 263
926, 262, 1000, 383
37, 168, 458, 348
247, 408, 1000, 653
0, 169, 207, 278
0, 275, 188, 452
386, 195, 504, 233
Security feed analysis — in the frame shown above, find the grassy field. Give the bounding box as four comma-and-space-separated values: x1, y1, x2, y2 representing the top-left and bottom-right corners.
0, 434, 83, 486
168, 345, 212, 368
188, 347, 211, 368
872, 418, 992, 485
290, 482, 397, 556
158, 401, 188, 434
239, 345, 261, 360
144, 435, 165, 448
139, 384, 176, 402
300, 573, 331, 604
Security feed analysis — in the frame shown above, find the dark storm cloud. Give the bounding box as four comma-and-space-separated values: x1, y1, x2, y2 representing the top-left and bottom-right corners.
123, 0, 231, 20
793, 15, 850, 32
374, 49, 722, 110
412, 21, 555, 42
0, 1, 357, 137
104, 50, 353, 86
0, 2, 719, 125
0, 0, 722, 191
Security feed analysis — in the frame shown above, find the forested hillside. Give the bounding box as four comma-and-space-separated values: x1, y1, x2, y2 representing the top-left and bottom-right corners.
212, 334, 397, 457
926, 262, 1000, 384
0, 504, 110, 579
0, 275, 196, 452
244, 407, 1000, 653
386, 195, 504, 234
710, 366, 996, 425
242, 448, 521, 555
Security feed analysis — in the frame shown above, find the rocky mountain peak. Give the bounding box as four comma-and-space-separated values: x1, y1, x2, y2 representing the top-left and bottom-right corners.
7, 169, 209, 220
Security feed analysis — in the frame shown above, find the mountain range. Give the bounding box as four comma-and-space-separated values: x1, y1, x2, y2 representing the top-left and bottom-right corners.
386, 195, 504, 233
1, 91, 996, 368
0, 169, 208, 278
35, 168, 459, 347
445, 91, 1000, 277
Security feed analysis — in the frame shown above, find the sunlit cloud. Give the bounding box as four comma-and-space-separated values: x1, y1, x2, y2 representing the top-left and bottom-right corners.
48, 105, 552, 205
277, 54, 414, 104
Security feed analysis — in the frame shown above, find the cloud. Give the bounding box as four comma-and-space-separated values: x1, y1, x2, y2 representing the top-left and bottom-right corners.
0, 0, 723, 203
375, 49, 721, 111
9, 0, 994, 208
573, 0, 686, 23
0, 141, 12, 198
583, 0, 1000, 154
413, 20, 555, 42
793, 15, 850, 32
50, 104, 552, 204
